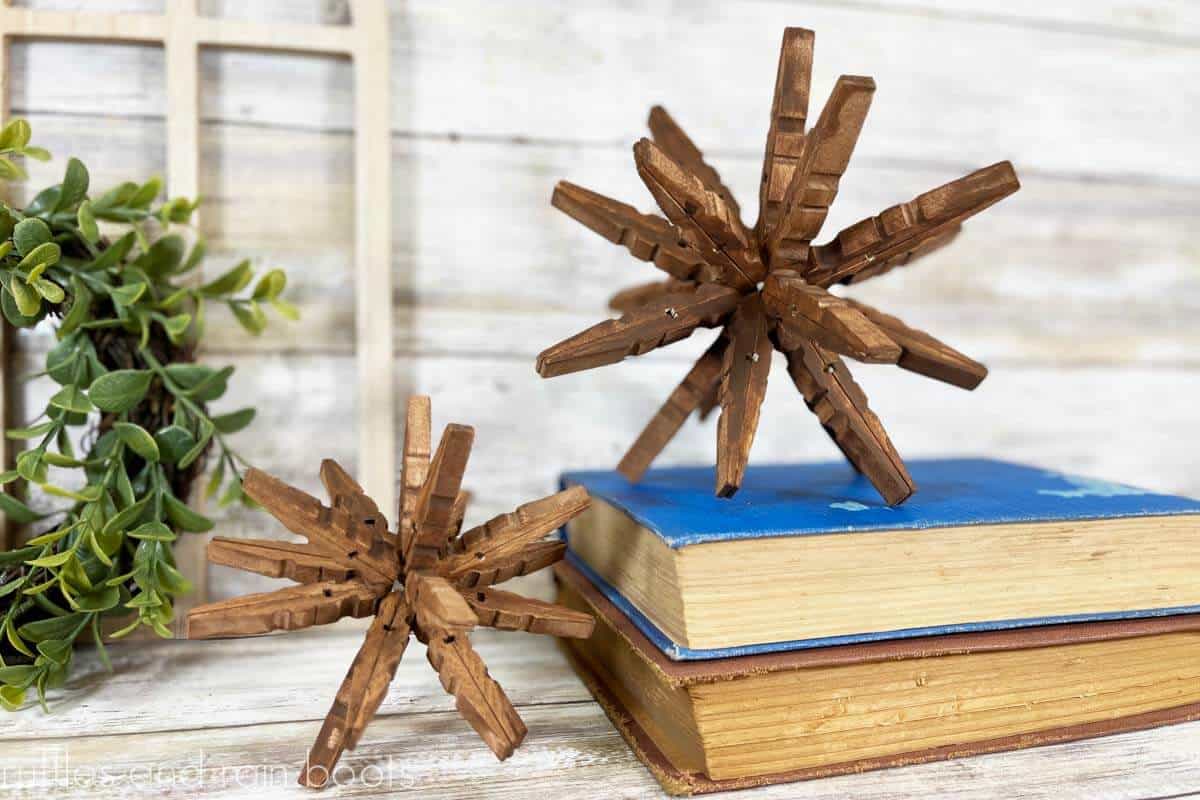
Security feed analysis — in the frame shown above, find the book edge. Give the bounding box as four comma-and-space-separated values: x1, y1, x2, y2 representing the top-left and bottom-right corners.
562, 634, 1200, 795
555, 559, 1200, 678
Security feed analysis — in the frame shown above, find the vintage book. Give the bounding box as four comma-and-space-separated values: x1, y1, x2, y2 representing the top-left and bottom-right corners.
556, 561, 1200, 794
562, 458, 1200, 659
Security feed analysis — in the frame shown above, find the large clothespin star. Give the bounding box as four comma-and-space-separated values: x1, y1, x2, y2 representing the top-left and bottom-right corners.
186, 396, 594, 788
538, 27, 1020, 505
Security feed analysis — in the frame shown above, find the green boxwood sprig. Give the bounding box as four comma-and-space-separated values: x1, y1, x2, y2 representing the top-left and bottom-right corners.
0, 119, 296, 711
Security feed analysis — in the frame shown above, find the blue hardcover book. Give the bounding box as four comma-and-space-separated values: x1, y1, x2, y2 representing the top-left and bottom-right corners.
561, 458, 1200, 660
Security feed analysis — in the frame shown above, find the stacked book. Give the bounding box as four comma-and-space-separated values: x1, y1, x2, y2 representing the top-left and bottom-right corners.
556, 458, 1200, 794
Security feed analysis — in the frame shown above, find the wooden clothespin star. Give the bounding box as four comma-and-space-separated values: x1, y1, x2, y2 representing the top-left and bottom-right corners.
537, 27, 1020, 505
186, 396, 595, 789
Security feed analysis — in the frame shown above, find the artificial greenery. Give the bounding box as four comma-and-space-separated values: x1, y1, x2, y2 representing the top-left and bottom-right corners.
0, 119, 296, 711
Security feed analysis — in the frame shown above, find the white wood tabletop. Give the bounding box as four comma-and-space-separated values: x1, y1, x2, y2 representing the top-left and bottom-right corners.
2, 600, 1199, 799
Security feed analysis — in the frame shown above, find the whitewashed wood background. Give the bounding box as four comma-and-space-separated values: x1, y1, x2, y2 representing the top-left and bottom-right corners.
2, 1, 1200, 796
10, 0, 1197, 599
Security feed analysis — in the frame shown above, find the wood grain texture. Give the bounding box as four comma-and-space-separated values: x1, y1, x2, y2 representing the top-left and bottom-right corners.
185, 580, 380, 639
426, 632, 528, 760
206, 536, 354, 585
715, 295, 773, 498
844, 298, 988, 390
452, 540, 568, 590
4, 626, 1199, 798
769, 75, 875, 268
300, 591, 411, 789
647, 105, 741, 223
617, 335, 728, 482
399, 395, 433, 560
407, 423, 474, 570
409, 572, 478, 637
807, 161, 1021, 288
536, 283, 739, 378
783, 342, 916, 506
242, 467, 398, 588
465, 586, 596, 639
633, 137, 764, 291
551, 180, 710, 283
442, 486, 591, 580
756, 27, 813, 240
764, 271, 901, 364
608, 279, 695, 315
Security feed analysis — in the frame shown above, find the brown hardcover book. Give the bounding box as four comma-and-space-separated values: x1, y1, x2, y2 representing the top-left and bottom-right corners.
555, 561, 1200, 795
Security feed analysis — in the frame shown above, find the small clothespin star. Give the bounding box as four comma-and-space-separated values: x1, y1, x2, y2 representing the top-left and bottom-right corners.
537, 27, 1020, 505
186, 396, 595, 789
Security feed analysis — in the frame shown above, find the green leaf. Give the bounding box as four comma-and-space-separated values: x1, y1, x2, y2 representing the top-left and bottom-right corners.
18, 613, 86, 644
0, 492, 40, 524
154, 425, 197, 465
42, 483, 101, 502
158, 313, 192, 345
6, 421, 55, 440
108, 281, 146, 307
56, 157, 89, 211
252, 269, 287, 301
26, 523, 77, 548
77, 200, 99, 244
88, 369, 152, 413
178, 417, 214, 470
92, 181, 137, 210
102, 494, 149, 536
16, 449, 46, 484
0, 212, 14, 243
0, 157, 26, 181
270, 299, 300, 321
163, 493, 214, 532
170, 364, 232, 402
107, 618, 142, 640
156, 560, 191, 594
36, 638, 72, 667
4, 621, 34, 660
1, 286, 42, 327
74, 586, 120, 612
178, 238, 206, 275
0, 684, 28, 710
12, 217, 51, 256
138, 234, 185, 278
57, 277, 93, 338
25, 549, 75, 568
0, 118, 31, 150
219, 477, 243, 508
114, 422, 159, 462
128, 176, 162, 209
211, 407, 255, 434
17, 241, 61, 278
205, 459, 226, 499
115, 464, 135, 508
49, 384, 95, 415
230, 300, 267, 336
41, 452, 84, 468
32, 278, 65, 304
22, 146, 51, 162
45, 333, 82, 385
128, 521, 175, 542
0, 665, 36, 688
86, 231, 135, 271
199, 259, 253, 297
8, 277, 41, 317
25, 185, 58, 216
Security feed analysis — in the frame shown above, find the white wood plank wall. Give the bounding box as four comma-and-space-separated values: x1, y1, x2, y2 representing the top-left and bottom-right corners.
4, 0, 1199, 598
